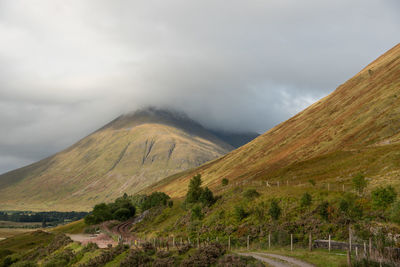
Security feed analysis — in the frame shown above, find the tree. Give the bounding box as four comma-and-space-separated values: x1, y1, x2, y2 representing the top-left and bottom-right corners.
85, 203, 113, 225
300, 192, 312, 208
113, 208, 131, 221
199, 187, 215, 206
191, 205, 203, 220
268, 199, 281, 220
186, 174, 203, 204
352, 173, 368, 195
141, 192, 170, 211
221, 178, 229, 186
371, 186, 397, 211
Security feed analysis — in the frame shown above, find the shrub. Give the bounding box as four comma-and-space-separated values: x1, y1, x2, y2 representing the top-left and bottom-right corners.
191, 205, 203, 220
221, 178, 229, 186
300, 192, 312, 207
119, 249, 152, 266
338, 193, 363, 220
371, 185, 397, 211
268, 199, 281, 220
85, 203, 113, 225
317, 201, 329, 221
113, 208, 131, 221
199, 187, 215, 207
140, 192, 171, 211
308, 179, 316, 186
180, 243, 225, 267
243, 189, 260, 199
234, 205, 248, 221
352, 173, 368, 195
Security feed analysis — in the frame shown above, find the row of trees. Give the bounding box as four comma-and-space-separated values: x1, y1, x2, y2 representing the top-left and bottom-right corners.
0, 211, 87, 223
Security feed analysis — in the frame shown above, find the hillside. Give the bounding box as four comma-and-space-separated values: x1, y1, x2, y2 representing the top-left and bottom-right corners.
148, 43, 400, 197
0, 108, 257, 211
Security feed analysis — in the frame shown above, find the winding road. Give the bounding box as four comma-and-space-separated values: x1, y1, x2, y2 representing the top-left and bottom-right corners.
239, 252, 315, 267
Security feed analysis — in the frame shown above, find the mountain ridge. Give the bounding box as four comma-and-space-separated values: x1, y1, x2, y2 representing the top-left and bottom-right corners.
0, 108, 258, 211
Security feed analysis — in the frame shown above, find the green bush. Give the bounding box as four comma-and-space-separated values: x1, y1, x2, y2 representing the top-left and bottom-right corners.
317, 201, 329, 221
234, 205, 248, 221
371, 185, 397, 211
243, 189, 260, 199
308, 179, 316, 186
300, 192, 312, 207
140, 192, 170, 211
268, 199, 281, 220
191, 205, 203, 220
199, 187, 215, 207
221, 178, 229, 186
113, 208, 131, 221
85, 203, 113, 225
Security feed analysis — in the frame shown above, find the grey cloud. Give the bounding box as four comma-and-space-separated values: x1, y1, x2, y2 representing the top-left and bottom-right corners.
0, 0, 399, 174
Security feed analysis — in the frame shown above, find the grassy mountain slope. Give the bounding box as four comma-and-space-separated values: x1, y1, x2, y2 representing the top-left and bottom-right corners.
148, 43, 400, 197
0, 109, 257, 211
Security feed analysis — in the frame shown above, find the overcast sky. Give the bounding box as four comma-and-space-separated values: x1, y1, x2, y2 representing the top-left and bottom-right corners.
0, 0, 399, 174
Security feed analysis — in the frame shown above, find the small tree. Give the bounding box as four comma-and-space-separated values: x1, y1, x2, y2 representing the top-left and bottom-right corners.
191, 205, 203, 220
199, 187, 215, 206
268, 199, 281, 220
352, 173, 368, 195
186, 174, 203, 204
221, 178, 229, 186
371, 186, 397, 211
317, 201, 329, 221
300, 192, 312, 208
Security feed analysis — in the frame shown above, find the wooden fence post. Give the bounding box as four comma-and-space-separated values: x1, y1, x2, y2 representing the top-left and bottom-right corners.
309, 233, 312, 251
268, 233, 271, 249
290, 234, 293, 251
247, 235, 250, 250
349, 227, 352, 252
369, 238, 372, 256
228, 236, 231, 250
329, 235, 331, 252
347, 249, 352, 267
364, 242, 366, 257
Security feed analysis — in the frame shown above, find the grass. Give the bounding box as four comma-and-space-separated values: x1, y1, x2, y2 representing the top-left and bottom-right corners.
0, 228, 37, 239
0, 230, 53, 253
51, 219, 86, 234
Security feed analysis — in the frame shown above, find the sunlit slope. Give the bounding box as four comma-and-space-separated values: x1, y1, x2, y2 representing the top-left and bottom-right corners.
149, 43, 400, 197
0, 110, 243, 211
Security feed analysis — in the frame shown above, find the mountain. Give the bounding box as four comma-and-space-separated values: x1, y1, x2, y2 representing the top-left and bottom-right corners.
148, 43, 400, 197
0, 108, 258, 211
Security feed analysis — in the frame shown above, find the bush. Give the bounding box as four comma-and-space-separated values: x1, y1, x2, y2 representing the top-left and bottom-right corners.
338, 193, 363, 220
221, 178, 229, 186
234, 205, 248, 221
113, 208, 131, 221
191, 205, 203, 220
317, 201, 329, 221
119, 249, 152, 266
308, 179, 316, 186
371, 185, 397, 211
199, 187, 215, 207
268, 199, 281, 220
243, 189, 260, 199
85, 203, 113, 225
140, 192, 171, 211
300, 192, 312, 207
180, 243, 225, 267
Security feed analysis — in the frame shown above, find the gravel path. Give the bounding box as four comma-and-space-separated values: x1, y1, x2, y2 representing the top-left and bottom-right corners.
239, 252, 315, 267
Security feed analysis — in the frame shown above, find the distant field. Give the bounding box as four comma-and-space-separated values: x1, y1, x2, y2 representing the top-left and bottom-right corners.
0, 228, 36, 239
0, 220, 41, 228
